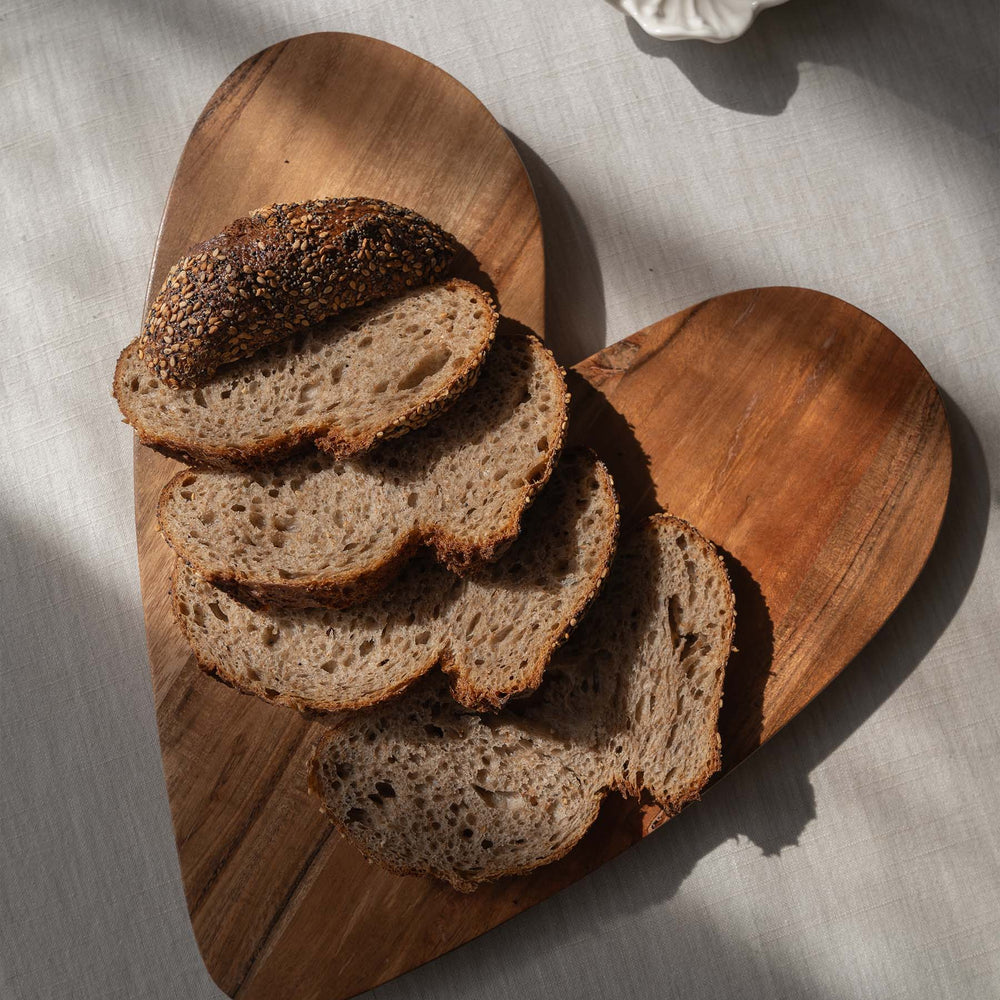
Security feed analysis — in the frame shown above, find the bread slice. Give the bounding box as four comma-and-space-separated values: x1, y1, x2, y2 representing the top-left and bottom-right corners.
171, 450, 618, 712
157, 332, 569, 609
137, 198, 458, 387
308, 515, 735, 891
114, 280, 497, 467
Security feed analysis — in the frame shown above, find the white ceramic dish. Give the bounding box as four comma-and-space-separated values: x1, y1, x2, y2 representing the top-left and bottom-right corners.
614, 0, 790, 42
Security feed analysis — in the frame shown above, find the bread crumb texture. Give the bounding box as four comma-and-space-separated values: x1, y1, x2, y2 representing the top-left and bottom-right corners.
116, 280, 497, 465
157, 333, 569, 608
172, 450, 619, 713
309, 515, 735, 891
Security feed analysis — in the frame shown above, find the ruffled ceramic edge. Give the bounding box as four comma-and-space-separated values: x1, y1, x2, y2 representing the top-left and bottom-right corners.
617, 0, 790, 42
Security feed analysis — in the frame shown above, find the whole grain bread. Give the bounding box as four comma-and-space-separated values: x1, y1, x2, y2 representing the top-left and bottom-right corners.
171, 450, 618, 713
308, 514, 735, 891
114, 280, 497, 466
157, 332, 569, 608
138, 198, 458, 387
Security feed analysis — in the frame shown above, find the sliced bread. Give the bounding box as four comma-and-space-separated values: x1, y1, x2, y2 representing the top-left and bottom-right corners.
157, 332, 569, 609
308, 514, 735, 891
137, 198, 458, 387
171, 450, 619, 712
114, 280, 497, 466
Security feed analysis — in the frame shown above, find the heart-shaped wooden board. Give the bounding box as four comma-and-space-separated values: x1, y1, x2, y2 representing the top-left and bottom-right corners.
131, 33, 951, 1000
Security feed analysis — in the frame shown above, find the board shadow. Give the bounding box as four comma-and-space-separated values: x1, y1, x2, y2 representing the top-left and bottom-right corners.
505, 132, 608, 366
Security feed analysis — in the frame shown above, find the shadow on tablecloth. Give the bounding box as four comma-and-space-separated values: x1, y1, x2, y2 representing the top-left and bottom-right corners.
621, 0, 998, 145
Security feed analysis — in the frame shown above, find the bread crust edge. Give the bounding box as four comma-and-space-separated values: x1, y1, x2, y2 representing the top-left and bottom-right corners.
168, 452, 619, 714
305, 513, 737, 892
155, 332, 570, 610
113, 280, 498, 468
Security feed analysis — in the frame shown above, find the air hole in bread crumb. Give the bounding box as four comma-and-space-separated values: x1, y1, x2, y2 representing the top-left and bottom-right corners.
491, 624, 513, 645
207, 602, 228, 623
375, 781, 395, 798
524, 462, 546, 484
424, 724, 444, 738
346, 808, 367, 824
667, 595, 682, 647
680, 633, 701, 664
397, 347, 451, 391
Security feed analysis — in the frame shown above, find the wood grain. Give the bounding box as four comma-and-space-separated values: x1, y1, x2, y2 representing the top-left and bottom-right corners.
130, 33, 951, 1000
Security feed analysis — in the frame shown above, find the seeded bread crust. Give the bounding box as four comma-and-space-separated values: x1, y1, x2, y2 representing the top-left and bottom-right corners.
138, 198, 458, 388
170, 451, 620, 713
114, 281, 498, 467
308, 514, 735, 891
156, 333, 570, 609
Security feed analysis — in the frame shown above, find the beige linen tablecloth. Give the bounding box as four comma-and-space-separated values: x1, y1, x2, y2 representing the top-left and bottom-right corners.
2, 1, 997, 997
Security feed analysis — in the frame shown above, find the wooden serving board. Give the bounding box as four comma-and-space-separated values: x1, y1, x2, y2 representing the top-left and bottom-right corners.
132, 33, 952, 1000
